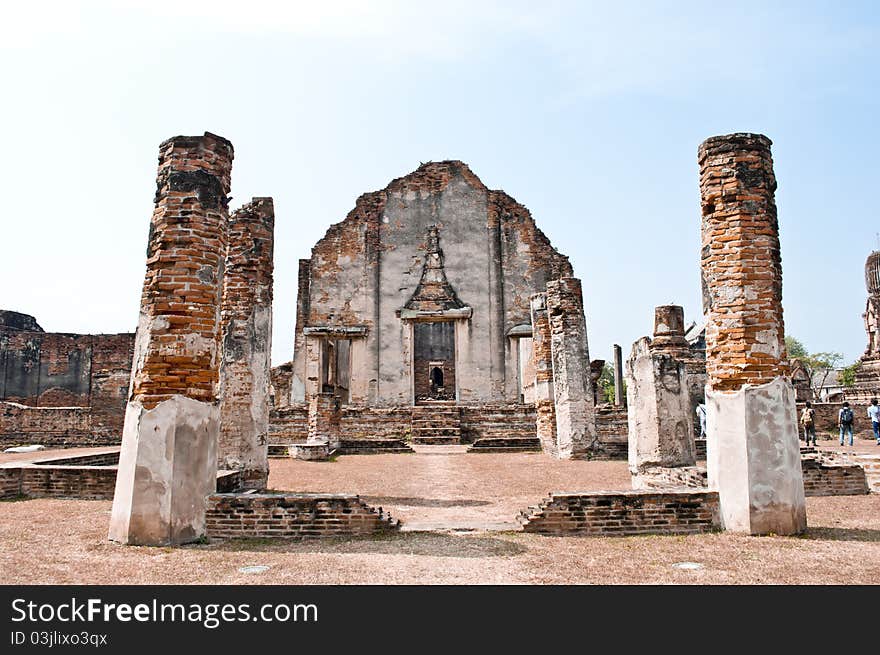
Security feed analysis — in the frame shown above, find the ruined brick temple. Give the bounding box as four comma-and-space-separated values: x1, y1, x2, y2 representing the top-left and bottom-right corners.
274, 160, 615, 456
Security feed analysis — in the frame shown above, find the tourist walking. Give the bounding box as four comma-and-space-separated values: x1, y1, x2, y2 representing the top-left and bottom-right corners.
870, 398, 880, 445
839, 401, 855, 447
800, 401, 817, 446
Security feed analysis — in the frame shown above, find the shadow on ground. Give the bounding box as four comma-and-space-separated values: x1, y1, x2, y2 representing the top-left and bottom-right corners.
362, 496, 491, 508
201, 532, 528, 557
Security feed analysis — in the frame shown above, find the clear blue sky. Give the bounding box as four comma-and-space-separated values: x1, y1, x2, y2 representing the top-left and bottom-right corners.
1, 1, 877, 367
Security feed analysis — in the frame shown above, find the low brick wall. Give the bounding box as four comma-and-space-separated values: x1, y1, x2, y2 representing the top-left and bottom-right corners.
32, 452, 120, 467
216, 470, 243, 493
853, 454, 880, 492
205, 493, 400, 539
0, 467, 23, 498
0, 402, 116, 447
19, 466, 117, 500
592, 405, 628, 459
519, 490, 720, 536
0, 449, 242, 499
801, 457, 869, 496
633, 466, 708, 490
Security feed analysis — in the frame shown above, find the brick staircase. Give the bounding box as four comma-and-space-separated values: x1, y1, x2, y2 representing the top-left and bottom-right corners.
468, 436, 542, 453
411, 402, 461, 445
460, 405, 536, 444
338, 438, 414, 455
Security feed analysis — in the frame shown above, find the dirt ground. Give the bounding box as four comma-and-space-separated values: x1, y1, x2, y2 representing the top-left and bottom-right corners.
1, 441, 879, 585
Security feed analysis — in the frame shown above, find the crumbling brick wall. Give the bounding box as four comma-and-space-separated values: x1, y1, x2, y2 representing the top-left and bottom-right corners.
0, 320, 134, 443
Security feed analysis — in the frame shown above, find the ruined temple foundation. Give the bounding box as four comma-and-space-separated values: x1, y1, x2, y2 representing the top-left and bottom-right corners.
626, 305, 700, 489
699, 133, 806, 535
109, 133, 233, 546
218, 198, 275, 488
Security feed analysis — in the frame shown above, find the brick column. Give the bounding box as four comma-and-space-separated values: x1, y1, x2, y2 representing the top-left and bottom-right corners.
699, 133, 806, 535
218, 198, 274, 490
109, 132, 233, 546
308, 392, 341, 449
529, 293, 556, 455
626, 306, 698, 489
546, 277, 596, 459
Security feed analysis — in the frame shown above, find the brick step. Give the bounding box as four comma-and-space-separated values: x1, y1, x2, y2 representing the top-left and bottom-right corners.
468, 437, 542, 453
337, 439, 415, 455
411, 419, 462, 427
413, 429, 460, 438
412, 436, 461, 445
464, 427, 536, 435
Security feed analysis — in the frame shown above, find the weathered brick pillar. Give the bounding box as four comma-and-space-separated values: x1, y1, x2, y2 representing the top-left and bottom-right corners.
218, 198, 274, 490
529, 293, 556, 454
308, 392, 341, 450
546, 278, 596, 459
699, 133, 806, 535
626, 306, 698, 489
109, 132, 233, 546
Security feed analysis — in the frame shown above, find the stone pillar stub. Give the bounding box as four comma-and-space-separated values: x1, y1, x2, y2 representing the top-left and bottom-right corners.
652, 305, 688, 351
612, 344, 624, 407
546, 277, 597, 459
218, 197, 275, 490
699, 132, 806, 535
109, 132, 233, 546
529, 292, 556, 455
626, 336, 696, 489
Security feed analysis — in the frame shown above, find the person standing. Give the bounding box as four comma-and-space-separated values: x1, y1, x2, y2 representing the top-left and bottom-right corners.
869, 398, 880, 445
696, 403, 707, 440
800, 401, 817, 447
839, 401, 855, 447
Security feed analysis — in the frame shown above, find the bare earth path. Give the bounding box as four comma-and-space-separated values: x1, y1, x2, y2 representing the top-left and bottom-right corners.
1, 443, 879, 584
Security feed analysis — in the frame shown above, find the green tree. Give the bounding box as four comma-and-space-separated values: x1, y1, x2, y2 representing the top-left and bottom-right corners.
598, 362, 621, 404
785, 336, 808, 360
840, 361, 861, 388
787, 336, 843, 401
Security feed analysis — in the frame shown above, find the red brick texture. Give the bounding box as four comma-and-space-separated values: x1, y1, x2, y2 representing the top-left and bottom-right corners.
519, 490, 721, 536
801, 457, 870, 496
699, 133, 788, 391
0, 329, 134, 443
205, 493, 400, 539
130, 133, 233, 409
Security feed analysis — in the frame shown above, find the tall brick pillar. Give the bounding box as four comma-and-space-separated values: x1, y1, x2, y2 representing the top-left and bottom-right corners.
529, 293, 556, 454
218, 198, 274, 490
699, 133, 806, 535
109, 132, 233, 546
546, 278, 596, 459
626, 306, 698, 489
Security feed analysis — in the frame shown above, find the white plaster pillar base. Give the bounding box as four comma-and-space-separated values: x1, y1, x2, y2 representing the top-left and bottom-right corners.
706, 377, 806, 535
109, 396, 219, 546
